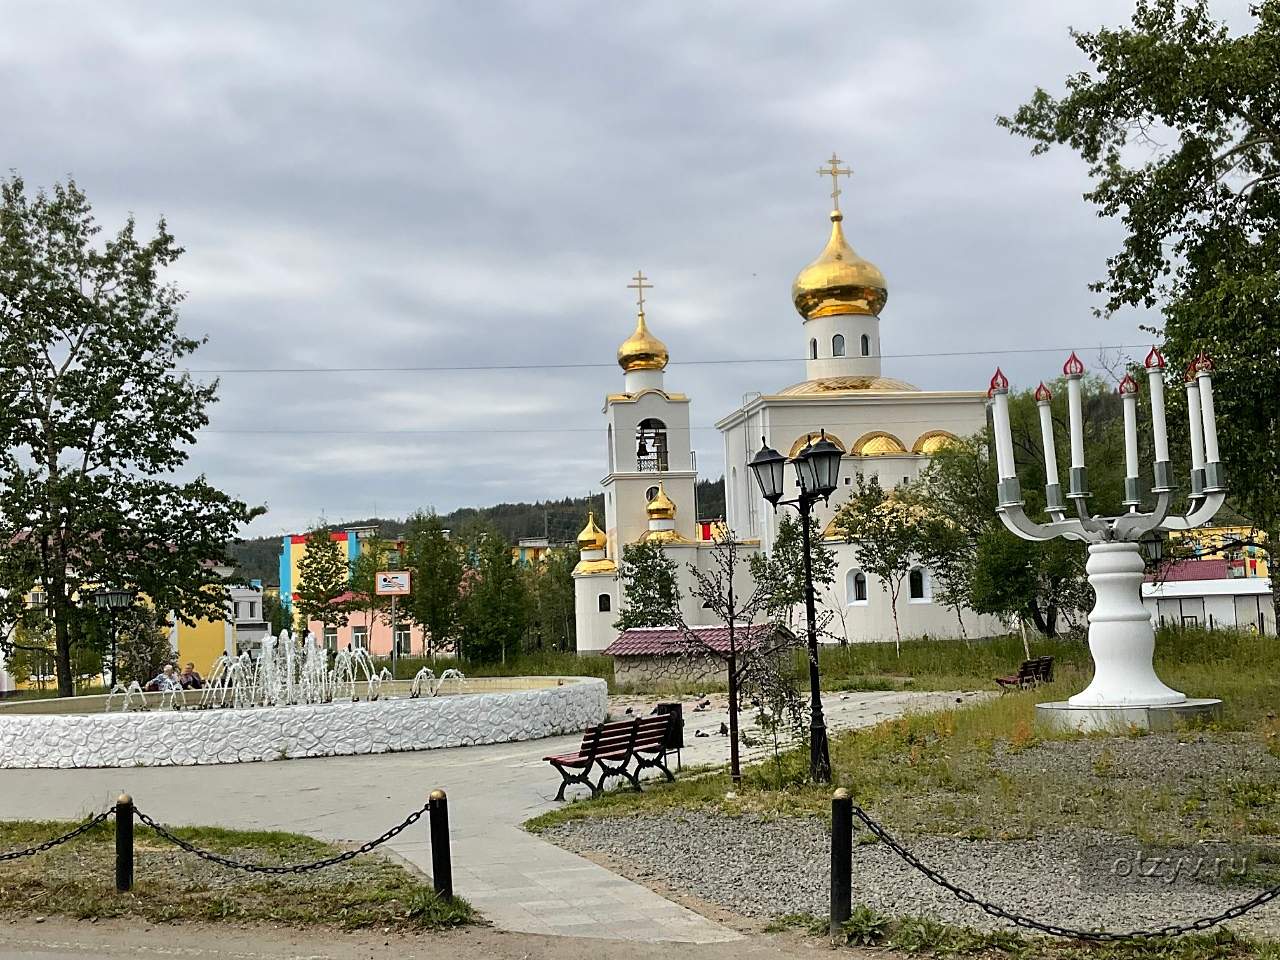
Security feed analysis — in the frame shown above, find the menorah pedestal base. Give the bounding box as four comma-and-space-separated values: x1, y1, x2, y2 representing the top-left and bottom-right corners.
1036, 698, 1223, 734
1067, 542, 1189, 708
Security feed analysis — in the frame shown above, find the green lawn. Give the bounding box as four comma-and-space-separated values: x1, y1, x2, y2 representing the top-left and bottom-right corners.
529, 627, 1280, 848
0, 818, 473, 930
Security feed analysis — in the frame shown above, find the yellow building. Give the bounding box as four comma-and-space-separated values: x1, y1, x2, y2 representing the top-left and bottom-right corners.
1169, 525, 1269, 579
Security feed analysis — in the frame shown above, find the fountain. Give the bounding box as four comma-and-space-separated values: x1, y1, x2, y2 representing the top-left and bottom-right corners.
0, 629, 607, 768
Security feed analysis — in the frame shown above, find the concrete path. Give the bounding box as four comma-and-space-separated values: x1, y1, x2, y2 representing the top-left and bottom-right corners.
0, 690, 980, 943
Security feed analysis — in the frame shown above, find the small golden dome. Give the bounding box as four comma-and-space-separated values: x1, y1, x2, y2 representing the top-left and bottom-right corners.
853, 431, 908, 456
792, 211, 888, 320
646, 482, 676, 521
576, 512, 607, 552
617, 311, 669, 372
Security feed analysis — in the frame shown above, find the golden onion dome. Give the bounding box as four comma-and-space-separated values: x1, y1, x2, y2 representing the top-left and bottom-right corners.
575, 511, 607, 552
792, 211, 888, 320
646, 482, 677, 521
617, 311, 669, 372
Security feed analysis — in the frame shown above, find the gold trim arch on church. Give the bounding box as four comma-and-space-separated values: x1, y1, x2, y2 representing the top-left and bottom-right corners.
788, 431, 847, 458
911, 430, 960, 454
851, 431, 908, 456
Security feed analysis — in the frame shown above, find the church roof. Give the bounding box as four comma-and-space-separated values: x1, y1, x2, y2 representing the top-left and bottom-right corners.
774, 375, 920, 396
605, 623, 781, 657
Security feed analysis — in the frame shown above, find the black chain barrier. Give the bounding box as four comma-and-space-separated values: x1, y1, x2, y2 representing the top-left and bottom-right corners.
132, 801, 431, 874
0, 809, 114, 862
850, 803, 1280, 941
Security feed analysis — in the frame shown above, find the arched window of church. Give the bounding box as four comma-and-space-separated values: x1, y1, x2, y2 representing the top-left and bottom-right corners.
636, 418, 668, 471
608, 424, 615, 473
598, 593, 611, 613
909, 567, 928, 601
832, 334, 846, 357
847, 569, 868, 604
809, 338, 818, 360
860, 334, 871, 357
645, 485, 659, 503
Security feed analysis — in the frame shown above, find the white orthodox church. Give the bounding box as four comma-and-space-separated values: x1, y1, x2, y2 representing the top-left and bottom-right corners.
573, 158, 1002, 652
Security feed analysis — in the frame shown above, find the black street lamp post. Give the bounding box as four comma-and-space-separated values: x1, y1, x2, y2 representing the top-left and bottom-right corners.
749, 431, 842, 784
93, 588, 135, 689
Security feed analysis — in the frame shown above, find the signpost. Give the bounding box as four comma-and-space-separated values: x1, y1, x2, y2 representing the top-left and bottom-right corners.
375, 571, 412, 676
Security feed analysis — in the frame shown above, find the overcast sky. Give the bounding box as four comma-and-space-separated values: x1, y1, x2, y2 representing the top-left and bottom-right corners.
3, 1, 1244, 539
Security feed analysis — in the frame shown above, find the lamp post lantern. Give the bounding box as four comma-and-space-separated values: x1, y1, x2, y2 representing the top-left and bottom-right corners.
749, 430, 840, 783
93, 588, 135, 689
987, 349, 1225, 729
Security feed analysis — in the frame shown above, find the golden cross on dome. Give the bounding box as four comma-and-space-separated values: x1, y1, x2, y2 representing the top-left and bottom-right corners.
817, 152, 852, 210
627, 270, 653, 313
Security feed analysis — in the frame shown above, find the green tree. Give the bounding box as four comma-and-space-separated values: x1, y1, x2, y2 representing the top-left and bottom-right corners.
748, 512, 836, 632
405, 511, 463, 656
457, 525, 526, 663
0, 175, 261, 696
834, 475, 931, 655
522, 546, 578, 652
262, 592, 292, 636
614, 540, 682, 630
348, 536, 395, 642
293, 528, 350, 637
113, 605, 175, 686
1000, 0, 1280, 628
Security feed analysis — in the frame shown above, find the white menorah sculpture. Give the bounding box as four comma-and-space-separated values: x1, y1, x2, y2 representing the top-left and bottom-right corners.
987, 348, 1225, 722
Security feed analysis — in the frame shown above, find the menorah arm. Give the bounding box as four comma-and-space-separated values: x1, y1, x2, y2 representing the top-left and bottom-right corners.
998, 504, 1091, 542
1111, 490, 1173, 541
1159, 490, 1226, 531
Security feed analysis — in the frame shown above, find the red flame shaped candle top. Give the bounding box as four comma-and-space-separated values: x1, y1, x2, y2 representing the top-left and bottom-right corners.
1190, 352, 1214, 376
1034, 381, 1052, 403
1063, 351, 1085, 377
1144, 345, 1166, 370
1118, 372, 1138, 395
987, 367, 1009, 397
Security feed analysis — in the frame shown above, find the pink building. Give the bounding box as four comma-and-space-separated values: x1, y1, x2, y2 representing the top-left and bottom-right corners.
304, 592, 431, 657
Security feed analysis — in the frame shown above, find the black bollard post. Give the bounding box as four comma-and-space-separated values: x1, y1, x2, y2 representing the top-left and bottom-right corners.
115, 794, 134, 893
428, 788, 453, 900
830, 787, 852, 940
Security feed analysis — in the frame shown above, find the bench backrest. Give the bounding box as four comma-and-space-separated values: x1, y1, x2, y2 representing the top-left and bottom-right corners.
577, 714, 672, 758
1017, 656, 1054, 680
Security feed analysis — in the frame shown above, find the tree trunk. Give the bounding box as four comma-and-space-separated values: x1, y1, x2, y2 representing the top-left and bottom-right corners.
52, 578, 73, 698
889, 594, 902, 657
1018, 618, 1031, 660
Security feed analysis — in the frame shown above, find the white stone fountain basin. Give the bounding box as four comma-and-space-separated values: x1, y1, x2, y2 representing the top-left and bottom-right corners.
0, 676, 607, 768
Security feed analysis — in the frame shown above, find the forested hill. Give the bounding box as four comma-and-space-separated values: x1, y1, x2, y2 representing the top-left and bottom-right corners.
227, 477, 726, 585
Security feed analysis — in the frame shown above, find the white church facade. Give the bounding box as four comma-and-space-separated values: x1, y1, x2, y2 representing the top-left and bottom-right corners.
573, 157, 1003, 652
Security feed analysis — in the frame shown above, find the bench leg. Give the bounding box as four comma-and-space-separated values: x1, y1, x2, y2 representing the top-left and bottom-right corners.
549, 762, 592, 801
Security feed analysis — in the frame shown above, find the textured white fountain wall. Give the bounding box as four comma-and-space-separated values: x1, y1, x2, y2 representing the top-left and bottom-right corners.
0, 678, 608, 769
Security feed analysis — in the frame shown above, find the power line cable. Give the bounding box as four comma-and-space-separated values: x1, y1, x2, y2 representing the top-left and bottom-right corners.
177, 343, 1149, 375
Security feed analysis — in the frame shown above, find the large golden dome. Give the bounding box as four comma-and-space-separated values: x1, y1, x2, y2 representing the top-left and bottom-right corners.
617, 311, 669, 372
792, 211, 888, 320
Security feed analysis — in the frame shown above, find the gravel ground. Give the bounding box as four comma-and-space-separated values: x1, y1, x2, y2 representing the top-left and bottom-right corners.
994, 731, 1280, 786
542, 810, 1280, 936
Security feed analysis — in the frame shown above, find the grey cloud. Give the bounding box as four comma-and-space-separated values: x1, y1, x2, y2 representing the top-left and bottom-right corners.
0, 0, 1181, 538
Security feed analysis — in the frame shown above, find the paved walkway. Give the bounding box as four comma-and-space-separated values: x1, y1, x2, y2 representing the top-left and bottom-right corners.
0, 690, 980, 943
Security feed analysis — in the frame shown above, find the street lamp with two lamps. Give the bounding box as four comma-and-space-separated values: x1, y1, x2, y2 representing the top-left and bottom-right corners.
93, 588, 135, 689
748, 430, 843, 783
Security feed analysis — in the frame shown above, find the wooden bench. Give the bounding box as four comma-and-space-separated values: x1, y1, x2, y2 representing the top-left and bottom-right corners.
995, 655, 1054, 691
543, 714, 676, 800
